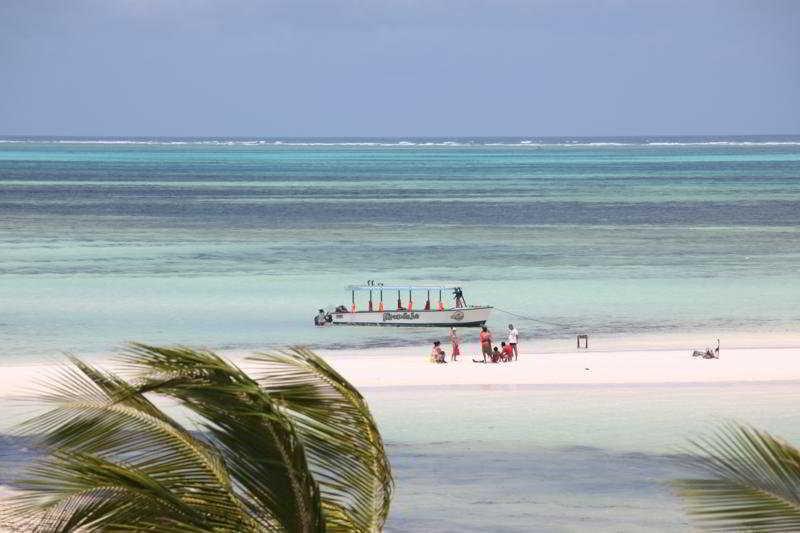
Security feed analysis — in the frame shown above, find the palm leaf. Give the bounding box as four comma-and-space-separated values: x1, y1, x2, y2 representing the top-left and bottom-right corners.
246, 346, 393, 532
12, 345, 392, 532
120, 343, 326, 533
10, 356, 258, 532
674, 423, 800, 532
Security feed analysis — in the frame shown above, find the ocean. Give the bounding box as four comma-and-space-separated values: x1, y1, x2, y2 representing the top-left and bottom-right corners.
1, 135, 799, 359
1, 135, 800, 531
372, 381, 800, 531
2, 382, 799, 531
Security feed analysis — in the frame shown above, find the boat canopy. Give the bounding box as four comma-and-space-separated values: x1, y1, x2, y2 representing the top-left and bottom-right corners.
346, 285, 460, 292
334, 283, 468, 313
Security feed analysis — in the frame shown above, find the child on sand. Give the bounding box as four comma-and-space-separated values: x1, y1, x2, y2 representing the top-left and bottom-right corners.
491, 346, 502, 363
449, 327, 461, 361
501, 341, 514, 362
431, 341, 447, 363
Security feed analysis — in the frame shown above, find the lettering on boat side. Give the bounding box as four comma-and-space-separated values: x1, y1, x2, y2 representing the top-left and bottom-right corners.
383, 312, 421, 321
450, 311, 464, 321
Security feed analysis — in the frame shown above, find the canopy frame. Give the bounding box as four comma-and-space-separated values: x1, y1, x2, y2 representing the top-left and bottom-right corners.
347, 285, 461, 292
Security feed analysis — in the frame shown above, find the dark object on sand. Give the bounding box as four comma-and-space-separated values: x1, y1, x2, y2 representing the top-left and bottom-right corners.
577, 334, 589, 349
692, 338, 720, 359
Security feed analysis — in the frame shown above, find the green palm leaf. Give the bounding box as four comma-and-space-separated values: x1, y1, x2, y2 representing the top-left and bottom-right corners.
11, 344, 392, 532
119, 344, 325, 533
674, 423, 800, 532
10, 356, 259, 532
246, 346, 393, 532
123, 343, 392, 532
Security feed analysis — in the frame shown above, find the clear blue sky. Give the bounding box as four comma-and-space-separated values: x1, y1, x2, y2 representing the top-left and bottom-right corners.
1, 0, 798, 137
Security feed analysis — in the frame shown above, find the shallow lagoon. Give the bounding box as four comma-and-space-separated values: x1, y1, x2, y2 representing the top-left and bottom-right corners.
4, 381, 795, 531
1, 137, 800, 360
370, 382, 800, 531
1, 138, 799, 530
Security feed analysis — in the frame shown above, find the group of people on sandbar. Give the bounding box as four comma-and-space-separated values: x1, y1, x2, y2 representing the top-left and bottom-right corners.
430, 324, 520, 364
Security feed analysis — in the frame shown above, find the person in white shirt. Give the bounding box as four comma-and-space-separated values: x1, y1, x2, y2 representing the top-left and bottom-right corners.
507, 324, 519, 360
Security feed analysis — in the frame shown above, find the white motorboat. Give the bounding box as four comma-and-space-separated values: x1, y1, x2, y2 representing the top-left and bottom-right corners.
315, 283, 492, 327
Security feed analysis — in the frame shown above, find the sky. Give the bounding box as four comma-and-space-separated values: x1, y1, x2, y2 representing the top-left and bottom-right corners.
1, 0, 798, 137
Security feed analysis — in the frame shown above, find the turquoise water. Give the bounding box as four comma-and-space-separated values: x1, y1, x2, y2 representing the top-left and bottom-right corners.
1, 138, 799, 531
3, 382, 798, 531
370, 382, 800, 531
1, 136, 799, 359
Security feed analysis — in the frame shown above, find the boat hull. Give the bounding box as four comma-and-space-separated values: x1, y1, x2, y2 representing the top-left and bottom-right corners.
329, 306, 492, 327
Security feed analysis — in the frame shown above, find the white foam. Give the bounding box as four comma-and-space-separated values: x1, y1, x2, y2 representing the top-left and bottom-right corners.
1, 138, 799, 147
646, 141, 800, 146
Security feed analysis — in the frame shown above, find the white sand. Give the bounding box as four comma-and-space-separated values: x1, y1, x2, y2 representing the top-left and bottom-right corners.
1, 340, 799, 400
1, 337, 799, 529
313, 343, 800, 388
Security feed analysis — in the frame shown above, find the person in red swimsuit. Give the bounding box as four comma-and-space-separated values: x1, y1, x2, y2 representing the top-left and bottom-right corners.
449, 327, 461, 361
491, 346, 502, 363
501, 342, 514, 362
474, 326, 492, 363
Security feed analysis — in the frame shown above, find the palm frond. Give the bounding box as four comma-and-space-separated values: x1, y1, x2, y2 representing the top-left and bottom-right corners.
120, 343, 326, 533
12, 345, 392, 532
247, 346, 393, 532
11, 356, 256, 532
674, 423, 800, 532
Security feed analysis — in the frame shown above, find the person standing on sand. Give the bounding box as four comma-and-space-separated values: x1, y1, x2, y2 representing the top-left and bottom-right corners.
507, 324, 519, 360
477, 326, 492, 363
449, 327, 461, 361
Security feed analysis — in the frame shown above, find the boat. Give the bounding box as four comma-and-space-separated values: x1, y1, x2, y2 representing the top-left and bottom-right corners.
315, 283, 492, 327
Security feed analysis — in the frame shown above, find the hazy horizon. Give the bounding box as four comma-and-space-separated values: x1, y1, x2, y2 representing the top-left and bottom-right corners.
2, 133, 800, 140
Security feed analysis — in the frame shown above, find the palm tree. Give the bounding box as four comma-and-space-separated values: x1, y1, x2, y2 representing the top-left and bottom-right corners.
6, 344, 393, 532
674, 423, 800, 532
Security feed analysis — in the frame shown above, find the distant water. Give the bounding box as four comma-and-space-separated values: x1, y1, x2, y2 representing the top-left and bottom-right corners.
1, 135, 799, 360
